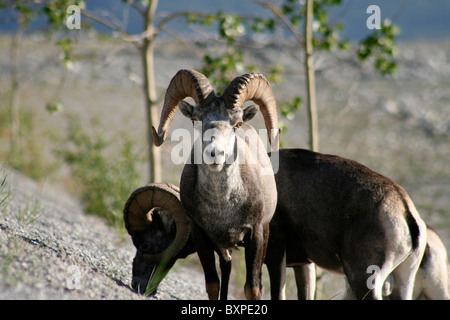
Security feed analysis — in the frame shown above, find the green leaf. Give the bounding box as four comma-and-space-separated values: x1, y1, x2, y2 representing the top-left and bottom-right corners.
46, 101, 63, 114
144, 259, 171, 297
280, 96, 302, 120
358, 19, 400, 75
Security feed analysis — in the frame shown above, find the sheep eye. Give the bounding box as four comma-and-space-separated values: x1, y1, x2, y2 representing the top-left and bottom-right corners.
140, 242, 152, 252
234, 122, 243, 129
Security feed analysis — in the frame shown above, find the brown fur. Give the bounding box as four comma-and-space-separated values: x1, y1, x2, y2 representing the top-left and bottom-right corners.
266, 148, 427, 299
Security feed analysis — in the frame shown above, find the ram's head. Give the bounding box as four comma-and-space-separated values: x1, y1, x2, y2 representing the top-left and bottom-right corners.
123, 183, 193, 295
151, 69, 279, 172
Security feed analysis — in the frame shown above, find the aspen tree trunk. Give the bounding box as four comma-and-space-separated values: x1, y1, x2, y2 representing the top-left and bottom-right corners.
304, 0, 319, 152
141, 0, 161, 183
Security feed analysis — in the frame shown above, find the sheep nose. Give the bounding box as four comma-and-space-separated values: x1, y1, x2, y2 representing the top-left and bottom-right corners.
211, 149, 224, 158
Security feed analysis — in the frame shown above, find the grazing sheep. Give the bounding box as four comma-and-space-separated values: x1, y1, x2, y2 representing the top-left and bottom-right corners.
123, 183, 194, 294
151, 69, 279, 300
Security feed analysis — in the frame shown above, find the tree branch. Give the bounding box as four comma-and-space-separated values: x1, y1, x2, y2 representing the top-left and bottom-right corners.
81, 10, 122, 34
154, 11, 192, 36
126, 0, 145, 16
81, 10, 141, 48
161, 26, 204, 59
255, 0, 304, 47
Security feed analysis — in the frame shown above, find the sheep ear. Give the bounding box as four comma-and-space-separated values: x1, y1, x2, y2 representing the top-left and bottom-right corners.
243, 104, 259, 122
159, 209, 174, 234
179, 101, 194, 119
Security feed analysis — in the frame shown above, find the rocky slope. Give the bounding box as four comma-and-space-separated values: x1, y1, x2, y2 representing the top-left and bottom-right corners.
0, 168, 207, 300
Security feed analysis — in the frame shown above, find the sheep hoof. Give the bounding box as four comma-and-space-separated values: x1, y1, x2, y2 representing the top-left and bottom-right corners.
206, 282, 219, 300
244, 284, 260, 300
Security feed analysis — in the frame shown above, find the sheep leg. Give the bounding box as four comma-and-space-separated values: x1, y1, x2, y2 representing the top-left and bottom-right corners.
266, 254, 287, 300
341, 223, 390, 300
293, 263, 316, 300
265, 228, 287, 300
192, 223, 220, 300
218, 249, 232, 300
343, 264, 385, 300
244, 223, 268, 300
389, 250, 423, 300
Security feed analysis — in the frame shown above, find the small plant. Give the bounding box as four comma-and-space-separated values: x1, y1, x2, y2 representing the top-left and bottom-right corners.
0, 165, 12, 214
57, 115, 144, 236
144, 259, 171, 297
16, 196, 41, 226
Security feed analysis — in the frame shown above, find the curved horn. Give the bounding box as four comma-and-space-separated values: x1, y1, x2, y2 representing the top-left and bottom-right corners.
123, 182, 191, 262
152, 69, 215, 146
222, 73, 279, 146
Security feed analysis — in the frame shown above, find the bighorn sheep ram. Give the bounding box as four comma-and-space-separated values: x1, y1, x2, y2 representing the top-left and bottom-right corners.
123, 182, 194, 294
151, 69, 279, 300
266, 148, 428, 300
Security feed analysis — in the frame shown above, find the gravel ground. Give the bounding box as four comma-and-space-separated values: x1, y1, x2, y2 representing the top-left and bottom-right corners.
0, 168, 207, 300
